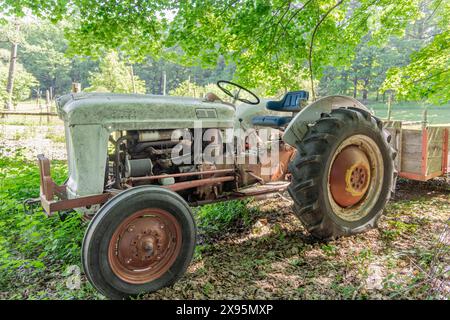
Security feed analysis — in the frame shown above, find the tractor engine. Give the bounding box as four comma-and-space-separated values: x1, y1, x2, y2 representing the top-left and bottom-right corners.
109, 128, 233, 202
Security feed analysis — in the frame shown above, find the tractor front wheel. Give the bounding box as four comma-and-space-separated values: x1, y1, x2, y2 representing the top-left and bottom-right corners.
82, 186, 196, 299
288, 107, 396, 240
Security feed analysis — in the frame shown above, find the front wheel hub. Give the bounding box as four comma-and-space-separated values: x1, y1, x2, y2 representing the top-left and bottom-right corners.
329, 146, 371, 207
108, 208, 182, 284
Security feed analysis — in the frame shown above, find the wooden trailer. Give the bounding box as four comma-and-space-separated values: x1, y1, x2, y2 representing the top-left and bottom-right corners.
384, 121, 449, 181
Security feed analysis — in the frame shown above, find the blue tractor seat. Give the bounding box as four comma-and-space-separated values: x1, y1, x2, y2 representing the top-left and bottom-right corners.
251, 115, 292, 128
266, 90, 309, 112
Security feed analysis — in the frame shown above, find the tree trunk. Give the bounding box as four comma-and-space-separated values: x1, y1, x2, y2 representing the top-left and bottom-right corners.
342, 72, 348, 95
129, 65, 136, 93
362, 89, 368, 101
163, 70, 167, 96
159, 72, 163, 95
353, 77, 357, 98
5, 42, 18, 110
361, 78, 369, 101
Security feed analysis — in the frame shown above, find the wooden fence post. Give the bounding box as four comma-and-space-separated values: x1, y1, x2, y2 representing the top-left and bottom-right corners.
387, 93, 392, 121
129, 65, 136, 94
422, 105, 428, 129
46, 90, 50, 124
71, 83, 81, 93
163, 71, 167, 96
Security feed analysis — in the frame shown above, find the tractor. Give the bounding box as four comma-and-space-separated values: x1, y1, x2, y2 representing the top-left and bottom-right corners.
36, 80, 396, 299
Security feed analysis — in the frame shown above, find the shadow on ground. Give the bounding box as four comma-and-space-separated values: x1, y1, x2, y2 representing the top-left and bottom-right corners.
145, 179, 449, 300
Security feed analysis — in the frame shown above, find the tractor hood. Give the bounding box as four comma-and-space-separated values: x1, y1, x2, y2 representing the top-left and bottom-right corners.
56, 92, 235, 130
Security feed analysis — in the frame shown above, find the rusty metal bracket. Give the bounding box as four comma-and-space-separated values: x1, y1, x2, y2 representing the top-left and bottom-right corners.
37, 154, 111, 216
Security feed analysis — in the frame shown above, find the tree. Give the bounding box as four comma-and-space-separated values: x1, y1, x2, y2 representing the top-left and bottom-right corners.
1, 0, 447, 103
1, 1, 421, 96
0, 49, 38, 107
0, 18, 25, 109
383, 0, 449, 104
169, 80, 227, 99
318, 0, 446, 102
85, 51, 146, 94
134, 55, 235, 95
0, 18, 100, 97
19, 20, 71, 97
383, 31, 449, 104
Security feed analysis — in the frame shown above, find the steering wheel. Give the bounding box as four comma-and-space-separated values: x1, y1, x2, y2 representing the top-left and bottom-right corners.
217, 80, 260, 105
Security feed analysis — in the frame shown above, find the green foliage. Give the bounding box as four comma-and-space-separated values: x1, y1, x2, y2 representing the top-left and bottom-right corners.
0, 17, 99, 97
169, 80, 228, 99
195, 199, 257, 236
383, 31, 449, 104
382, 0, 449, 104
2, 1, 445, 102
0, 49, 38, 106
1, 0, 426, 98
318, 12, 434, 100
0, 149, 86, 292
19, 20, 72, 94
85, 51, 146, 93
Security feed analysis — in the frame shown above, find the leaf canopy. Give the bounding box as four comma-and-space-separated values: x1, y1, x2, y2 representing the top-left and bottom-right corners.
1, 0, 447, 102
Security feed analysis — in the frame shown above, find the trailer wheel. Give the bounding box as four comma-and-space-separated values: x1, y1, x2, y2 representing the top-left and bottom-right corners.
288, 108, 396, 240
82, 186, 196, 299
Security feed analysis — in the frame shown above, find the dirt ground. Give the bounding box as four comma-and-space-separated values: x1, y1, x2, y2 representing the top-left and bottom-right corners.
1, 123, 449, 300
142, 180, 449, 300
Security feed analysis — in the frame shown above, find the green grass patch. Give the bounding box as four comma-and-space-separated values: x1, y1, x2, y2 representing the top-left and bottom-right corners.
382, 220, 419, 241
0, 149, 93, 297
44, 132, 66, 143
321, 244, 337, 256
0, 148, 262, 298
369, 101, 450, 124
195, 199, 259, 238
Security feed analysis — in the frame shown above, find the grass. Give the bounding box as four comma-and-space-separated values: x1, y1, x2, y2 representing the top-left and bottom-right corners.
4, 100, 449, 127
1, 97, 448, 299
195, 199, 260, 240
44, 132, 66, 143
369, 101, 450, 125
0, 115, 62, 127
0, 148, 261, 299
0, 149, 103, 299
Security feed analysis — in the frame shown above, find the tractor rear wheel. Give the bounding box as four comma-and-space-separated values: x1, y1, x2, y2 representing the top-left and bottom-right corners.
288, 107, 396, 240
82, 186, 196, 299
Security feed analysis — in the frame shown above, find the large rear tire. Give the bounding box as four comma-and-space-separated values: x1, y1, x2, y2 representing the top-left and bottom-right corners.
288, 107, 397, 240
82, 186, 196, 299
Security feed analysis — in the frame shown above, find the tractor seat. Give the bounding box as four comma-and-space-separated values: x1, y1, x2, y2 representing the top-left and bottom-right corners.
251, 115, 292, 128
266, 90, 309, 112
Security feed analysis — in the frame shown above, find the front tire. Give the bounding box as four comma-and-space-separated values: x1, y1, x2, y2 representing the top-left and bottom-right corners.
288, 107, 396, 240
82, 186, 196, 299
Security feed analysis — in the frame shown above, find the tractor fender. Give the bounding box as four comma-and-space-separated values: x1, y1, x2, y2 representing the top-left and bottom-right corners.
283, 95, 371, 146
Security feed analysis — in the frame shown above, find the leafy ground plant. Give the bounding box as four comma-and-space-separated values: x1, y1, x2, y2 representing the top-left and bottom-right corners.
195, 199, 261, 242
0, 147, 448, 300
0, 149, 102, 299
0, 148, 264, 299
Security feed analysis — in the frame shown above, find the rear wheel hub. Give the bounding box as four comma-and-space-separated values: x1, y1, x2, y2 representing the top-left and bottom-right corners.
329, 146, 371, 207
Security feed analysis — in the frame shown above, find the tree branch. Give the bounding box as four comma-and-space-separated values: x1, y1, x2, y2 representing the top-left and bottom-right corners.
308, 0, 344, 100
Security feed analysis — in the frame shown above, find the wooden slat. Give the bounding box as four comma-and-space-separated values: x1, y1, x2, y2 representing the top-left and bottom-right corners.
401, 129, 422, 174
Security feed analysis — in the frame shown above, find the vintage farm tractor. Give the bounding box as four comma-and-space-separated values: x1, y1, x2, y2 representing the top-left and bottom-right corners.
37, 81, 397, 298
